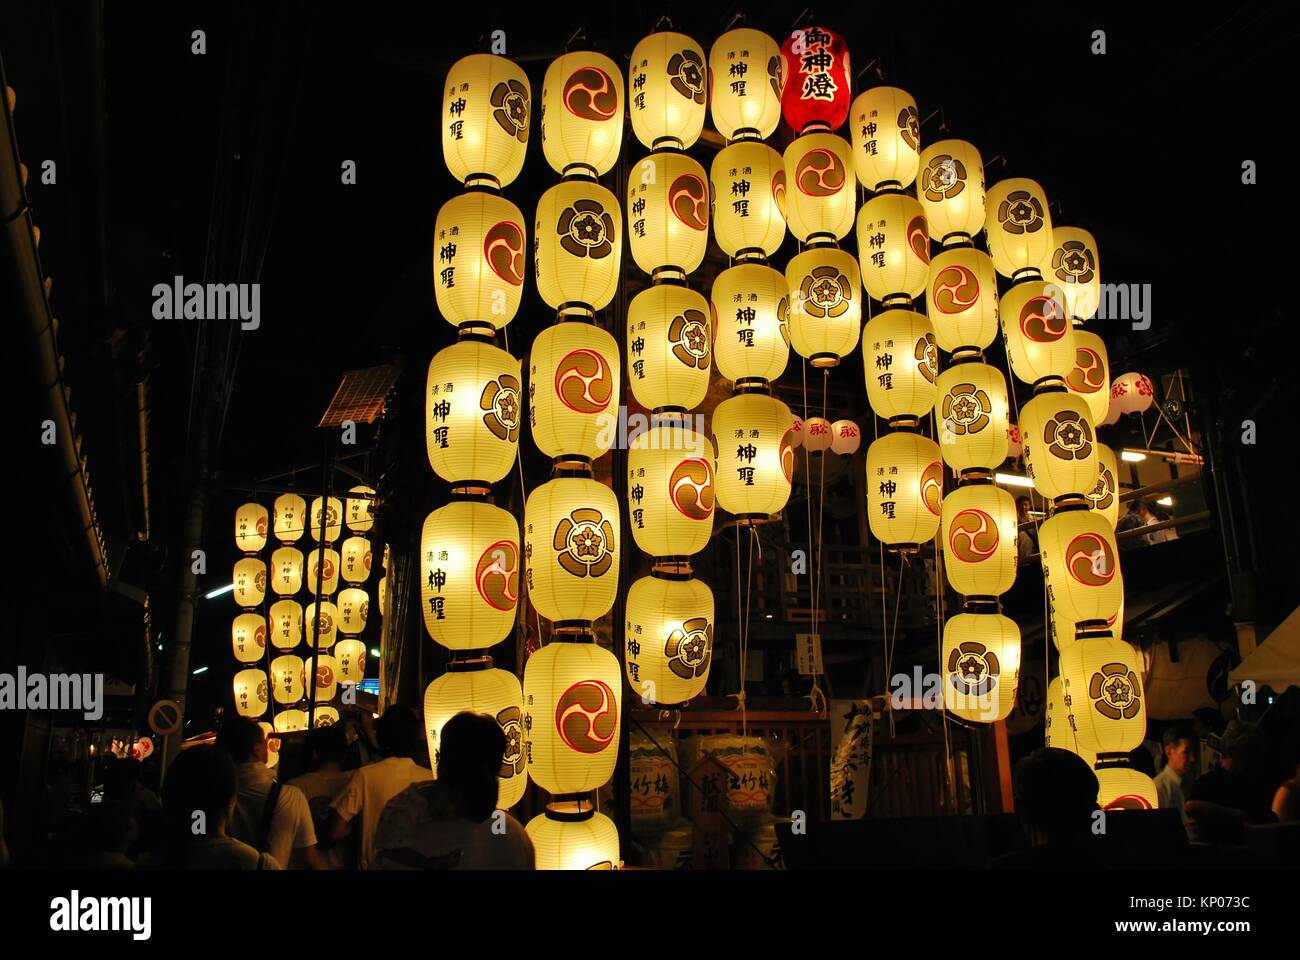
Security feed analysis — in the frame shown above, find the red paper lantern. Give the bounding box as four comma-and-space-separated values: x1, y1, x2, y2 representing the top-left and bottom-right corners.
779, 27, 851, 134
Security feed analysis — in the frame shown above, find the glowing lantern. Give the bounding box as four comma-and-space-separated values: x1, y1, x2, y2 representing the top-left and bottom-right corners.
232, 613, 267, 664
273, 493, 306, 543
305, 600, 338, 649
1102, 395, 1122, 426
335, 638, 366, 687
803, 417, 833, 452
233, 558, 266, 608
527, 805, 620, 870
628, 424, 714, 557
786, 245, 861, 367
779, 26, 850, 134
830, 420, 861, 455
624, 575, 713, 704
233, 669, 268, 719
269, 600, 302, 650
337, 587, 369, 635
269, 547, 303, 596
849, 86, 920, 191
529, 321, 620, 461
274, 709, 308, 734
866, 430, 943, 549
712, 391, 795, 519
1020, 389, 1100, 501
926, 245, 999, 352
1006, 423, 1023, 461
627, 285, 711, 411
271, 655, 306, 705
340, 536, 372, 585
441, 54, 530, 188
420, 500, 519, 650
314, 707, 340, 727
1065, 328, 1111, 426
940, 482, 1017, 596
711, 263, 790, 384
525, 477, 620, 625
309, 497, 343, 543
1040, 506, 1123, 629
433, 191, 526, 332
1110, 372, 1155, 415
709, 28, 783, 140
235, 503, 268, 553
788, 417, 804, 448
304, 548, 340, 595
308, 655, 338, 702
540, 52, 624, 177
425, 338, 521, 486
345, 486, 375, 533
424, 665, 527, 809
935, 360, 1011, 472
1095, 763, 1158, 811
535, 178, 622, 314
523, 639, 622, 793
1051, 586, 1124, 652
1044, 675, 1093, 762
1048, 226, 1101, 321
259, 723, 279, 769
918, 141, 986, 243
862, 308, 938, 419
942, 610, 1021, 723
627, 152, 709, 279
1000, 280, 1075, 386
1058, 631, 1146, 756
629, 32, 707, 150
783, 134, 854, 242
710, 140, 786, 259
1084, 444, 1120, 529
985, 178, 1054, 280
857, 192, 930, 305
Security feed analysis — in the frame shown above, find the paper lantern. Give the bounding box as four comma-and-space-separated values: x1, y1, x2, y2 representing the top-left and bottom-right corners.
628, 424, 715, 557
802, 416, 833, 452
269, 600, 302, 651
985, 178, 1054, 280
830, 419, 861, 455
534, 178, 622, 313
708, 28, 783, 140
304, 548, 339, 596
271, 655, 306, 705
525, 478, 620, 625
1102, 394, 1122, 426
523, 640, 622, 793
926, 245, 999, 352
1095, 764, 1158, 811
935, 360, 1011, 472
1052, 585, 1123, 652
1065, 328, 1111, 427
433, 191, 526, 331
862, 308, 938, 420
233, 558, 266, 608
529, 321, 620, 461
918, 140, 985, 243
527, 806, 620, 870
335, 638, 366, 687
442, 54, 530, 188
786, 245, 862, 367
1006, 423, 1023, 461
235, 503, 268, 553
783, 134, 855, 242
424, 666, 527, 809
1111, 372, 1155, 415
425, 338, 522, 485
232, 613, 267, 664
857, 192, 930, 305
788, 417, 804, 448
540, 52, 624, 177
305, 601, 338, 649
340, 536, 372, 585
849, 86, 920, 191
711, 263, 790, 384
309, 497, 343, 543
1044, 675, 1093, 762
1001, 280, 1075, 386
629, 32, 707, 150
1059, 632, 1146, 756
627, 151, 709, 278
712, 392, 795, 519
273, 493, 306, 543
941, 482, 1017, 596
233, 669, 268, 719
1049, 226, 1101, 321
942, 611, 1021, 723
344, 486, 375, 533
624, 575, 714, 705
710, 140, 786, 259
1020, 389, 1100, 501
866, 430, 942, 548
421, 500, 519, 650
314, 706, 340, 728
269, 547, 303, 596
779, 26, 850, 134
337, 587, 369, 635
1084, 444, 1120, 530
274, 709, 309, 734
627, 284, 711, 411
1040, 506, 1123, 629
309, 654, 338, 702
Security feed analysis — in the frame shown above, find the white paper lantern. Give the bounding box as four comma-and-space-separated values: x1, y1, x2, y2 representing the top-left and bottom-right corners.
232, 669, 268, 719
235, 503, 268, 554
524, 477, 621, 625
269, 600, 302, 651
424, 666, 527, 809
803, 416, 833, 452
625, 574, 714, 705
523, 640, 622, 794
830, 420, 861, 455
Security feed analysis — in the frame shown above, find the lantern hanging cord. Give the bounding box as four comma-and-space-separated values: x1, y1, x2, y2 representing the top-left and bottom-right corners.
929, 414, 955, 809
885, 551, 907, 741
807, 368, 831, 714
503, 326, 542, 649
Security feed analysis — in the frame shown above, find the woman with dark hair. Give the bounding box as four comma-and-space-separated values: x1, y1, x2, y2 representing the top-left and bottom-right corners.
370, 712, 533, 870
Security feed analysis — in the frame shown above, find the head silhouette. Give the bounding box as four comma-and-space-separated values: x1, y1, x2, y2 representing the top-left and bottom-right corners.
437, 712, 505, 822
1013, 747, 1099, 845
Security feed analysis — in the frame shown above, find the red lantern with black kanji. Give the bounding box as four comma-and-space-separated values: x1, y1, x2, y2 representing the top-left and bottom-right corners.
779, 26, 851, 134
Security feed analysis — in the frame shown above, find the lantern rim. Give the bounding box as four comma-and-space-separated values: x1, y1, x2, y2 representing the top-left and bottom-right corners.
961, 596, 1002, 613
462, 174, 502, 193
445, 655, 495, 672
649, 561, 694, 580
940, 232, 975, 248
957, 469, 994, 485
1093, 753, 1132, 769
652, 266, 688, 284
448, 483, 495, 499
543, 798, 597, 821
948, 346, 984, 363
810, 353, 841, 368
733, 247, 767, 263
1010, 267, 1044, 284
549, 621, 597, 638
556, 302, 597, 320
886, 416, 921, 431
805, 232, 838, 248
561, 163, 599, 181
1031, 376, 1068, 394
733, 377, 772, 393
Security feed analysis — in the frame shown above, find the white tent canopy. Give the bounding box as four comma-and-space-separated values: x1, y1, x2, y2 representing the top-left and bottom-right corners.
1229, 606, 1300, 691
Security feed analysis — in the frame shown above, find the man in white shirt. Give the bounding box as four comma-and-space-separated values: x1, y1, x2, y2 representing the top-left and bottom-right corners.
216, 717, 323, 869
1154, 723, 1198, 823
329, 706, 433, 869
